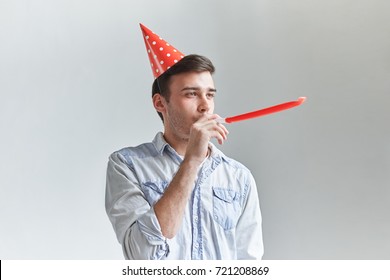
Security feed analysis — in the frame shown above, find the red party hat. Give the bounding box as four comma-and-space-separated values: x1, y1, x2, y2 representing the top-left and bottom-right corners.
140, 23, 185, 79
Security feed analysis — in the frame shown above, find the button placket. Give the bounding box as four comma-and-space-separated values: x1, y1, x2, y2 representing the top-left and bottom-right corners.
192, 169, 206, 259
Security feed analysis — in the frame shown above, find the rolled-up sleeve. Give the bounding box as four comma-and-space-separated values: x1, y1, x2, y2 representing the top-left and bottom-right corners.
105, 152, 169, 259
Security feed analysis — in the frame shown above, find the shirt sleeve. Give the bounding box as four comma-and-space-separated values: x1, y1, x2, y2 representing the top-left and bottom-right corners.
235, 172, 264, 259
105, 152, 169, 259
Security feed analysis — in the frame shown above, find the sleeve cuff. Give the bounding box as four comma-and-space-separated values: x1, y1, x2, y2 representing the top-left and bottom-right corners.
136, 207, 167, 246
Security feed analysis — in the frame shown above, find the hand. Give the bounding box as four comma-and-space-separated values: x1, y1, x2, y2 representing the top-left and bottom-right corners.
185, 114, 229, 164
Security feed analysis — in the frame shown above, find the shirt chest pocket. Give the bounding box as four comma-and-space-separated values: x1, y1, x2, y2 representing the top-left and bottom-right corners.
141, 181, 168, 206
212, 187, 241, 230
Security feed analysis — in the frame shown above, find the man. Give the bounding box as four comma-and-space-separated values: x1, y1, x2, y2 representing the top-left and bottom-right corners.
105, 24, 263, 260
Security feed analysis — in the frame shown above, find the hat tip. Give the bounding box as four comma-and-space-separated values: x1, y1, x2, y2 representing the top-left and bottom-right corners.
139, 23, 147, 33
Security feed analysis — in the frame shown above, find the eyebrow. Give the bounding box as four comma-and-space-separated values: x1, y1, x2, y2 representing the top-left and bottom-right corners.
181, 87, 217, 92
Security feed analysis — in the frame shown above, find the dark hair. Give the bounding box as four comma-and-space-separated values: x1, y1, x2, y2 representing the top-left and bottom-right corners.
152, 54, 215, 121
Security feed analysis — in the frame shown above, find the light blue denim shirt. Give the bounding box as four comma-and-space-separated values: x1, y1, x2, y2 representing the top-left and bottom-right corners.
105, 132, 263, 260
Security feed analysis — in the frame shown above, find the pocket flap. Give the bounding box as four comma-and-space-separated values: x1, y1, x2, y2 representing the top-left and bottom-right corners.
212, 187, 237, 203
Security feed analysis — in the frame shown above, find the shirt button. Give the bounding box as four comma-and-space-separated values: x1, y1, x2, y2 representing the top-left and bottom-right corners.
194, 216, 198, 222
194, 243, 199, 249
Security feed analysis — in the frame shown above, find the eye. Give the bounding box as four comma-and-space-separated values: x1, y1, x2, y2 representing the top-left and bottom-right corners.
207, 93, 215, 99
185, 91, 197, 97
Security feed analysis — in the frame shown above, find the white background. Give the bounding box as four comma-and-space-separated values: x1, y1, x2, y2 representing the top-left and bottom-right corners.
1, 0, 389, 259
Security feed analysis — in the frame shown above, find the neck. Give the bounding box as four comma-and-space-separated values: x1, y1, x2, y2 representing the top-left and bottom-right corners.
162, 132, 188, 156
162, 132, 210, 159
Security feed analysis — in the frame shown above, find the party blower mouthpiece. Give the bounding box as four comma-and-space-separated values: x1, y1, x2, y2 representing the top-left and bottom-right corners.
216, 97, 306, 124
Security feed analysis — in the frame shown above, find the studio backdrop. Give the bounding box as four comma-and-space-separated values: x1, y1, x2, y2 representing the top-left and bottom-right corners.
1, 0, 389, 259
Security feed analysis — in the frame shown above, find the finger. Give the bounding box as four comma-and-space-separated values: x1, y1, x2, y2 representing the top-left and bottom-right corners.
193, 116, 229, 143
201, 121, 228, 139
211, 125, 229, 143
217, 122, 229, 136
213, 122, 229, 140
209, 130, 225, 145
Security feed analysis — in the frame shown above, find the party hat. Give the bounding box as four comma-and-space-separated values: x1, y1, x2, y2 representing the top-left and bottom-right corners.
140, 23, 185, 79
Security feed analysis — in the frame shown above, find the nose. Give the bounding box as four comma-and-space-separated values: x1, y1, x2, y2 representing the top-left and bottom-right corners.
197, 95, 210, 113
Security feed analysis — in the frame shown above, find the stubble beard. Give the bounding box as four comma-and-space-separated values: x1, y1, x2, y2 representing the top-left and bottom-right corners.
166, 108, 192, 143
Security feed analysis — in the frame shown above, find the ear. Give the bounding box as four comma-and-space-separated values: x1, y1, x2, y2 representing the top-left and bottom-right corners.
152, 93, 166, 113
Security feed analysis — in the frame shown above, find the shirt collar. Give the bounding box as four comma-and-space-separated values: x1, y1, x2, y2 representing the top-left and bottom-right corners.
152, 132, 169, 155
152, 132, 227, 162
208, 142, 226, 162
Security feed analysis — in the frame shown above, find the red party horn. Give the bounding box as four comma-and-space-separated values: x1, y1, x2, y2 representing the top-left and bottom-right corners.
217, 97, 306, 123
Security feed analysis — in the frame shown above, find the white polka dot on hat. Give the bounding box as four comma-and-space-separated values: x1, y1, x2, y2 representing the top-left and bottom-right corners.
140, 23, 186, 79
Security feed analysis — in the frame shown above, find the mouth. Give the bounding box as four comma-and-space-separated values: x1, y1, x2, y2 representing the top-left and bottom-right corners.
190, 112, 213, 125
193, 115, 204, 122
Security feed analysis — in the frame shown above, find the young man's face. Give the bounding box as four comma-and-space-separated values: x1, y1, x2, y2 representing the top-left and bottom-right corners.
161, 71, 216, 141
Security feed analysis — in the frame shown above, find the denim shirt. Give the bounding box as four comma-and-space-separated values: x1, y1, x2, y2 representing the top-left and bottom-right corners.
105, 132, 263, 260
